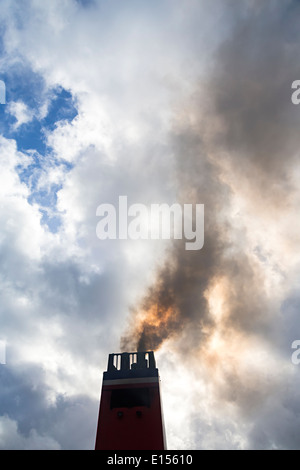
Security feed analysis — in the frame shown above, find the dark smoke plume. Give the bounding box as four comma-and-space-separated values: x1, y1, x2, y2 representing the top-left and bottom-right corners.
121, 0, 300, 355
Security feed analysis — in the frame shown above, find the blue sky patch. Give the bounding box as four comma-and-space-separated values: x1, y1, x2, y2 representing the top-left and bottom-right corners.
0, 63, 78, 233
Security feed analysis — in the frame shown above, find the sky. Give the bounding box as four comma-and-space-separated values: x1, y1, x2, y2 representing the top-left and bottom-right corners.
0, 0, 300, 450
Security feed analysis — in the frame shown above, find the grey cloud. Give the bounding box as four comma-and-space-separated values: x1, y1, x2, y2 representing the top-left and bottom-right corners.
208, 1, 300, 178
0, 364, 98, 449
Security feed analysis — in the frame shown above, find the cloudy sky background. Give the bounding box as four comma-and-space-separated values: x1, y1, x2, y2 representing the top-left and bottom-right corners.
0, 0, 300, 449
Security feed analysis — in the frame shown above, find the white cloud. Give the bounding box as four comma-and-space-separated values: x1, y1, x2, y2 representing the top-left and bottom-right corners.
7, 101, 35, 130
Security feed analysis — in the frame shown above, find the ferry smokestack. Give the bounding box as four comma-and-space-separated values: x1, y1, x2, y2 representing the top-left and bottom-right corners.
95, 351, 166, 450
